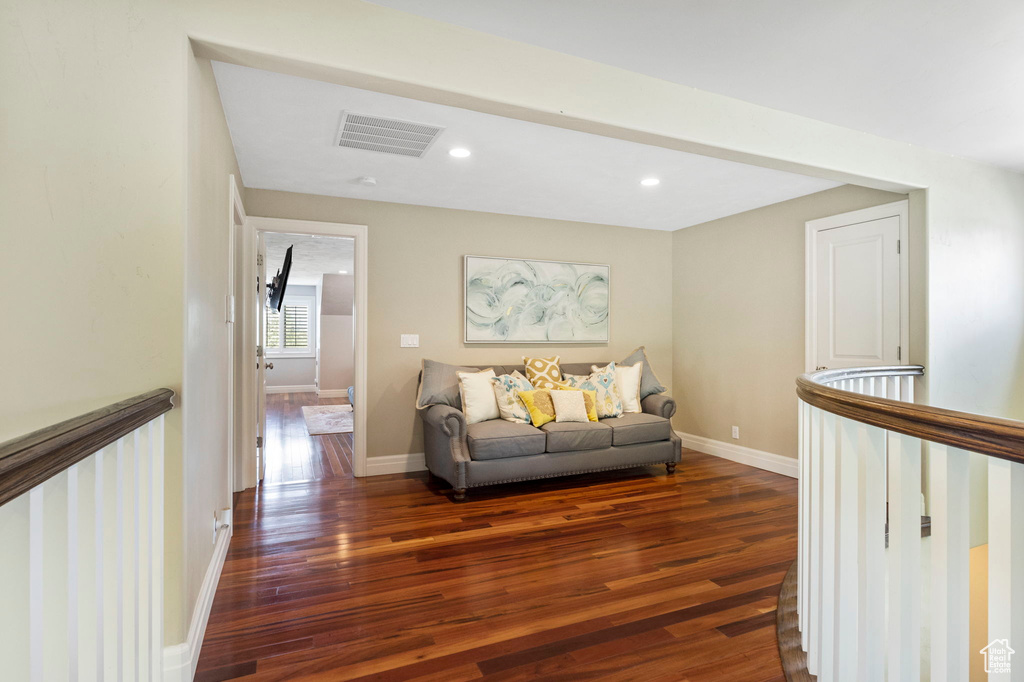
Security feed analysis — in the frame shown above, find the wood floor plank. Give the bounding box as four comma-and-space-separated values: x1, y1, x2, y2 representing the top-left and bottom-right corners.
197, 405, 796, 682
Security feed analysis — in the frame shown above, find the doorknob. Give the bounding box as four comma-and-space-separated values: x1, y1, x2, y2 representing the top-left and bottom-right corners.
265, 362, 274, 370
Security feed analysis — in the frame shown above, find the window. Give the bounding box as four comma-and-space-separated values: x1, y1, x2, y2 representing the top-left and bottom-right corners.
265, 295, 314, 357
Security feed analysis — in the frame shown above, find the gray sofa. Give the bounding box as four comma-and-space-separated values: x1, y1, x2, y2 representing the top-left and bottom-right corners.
417, 361, 681, 500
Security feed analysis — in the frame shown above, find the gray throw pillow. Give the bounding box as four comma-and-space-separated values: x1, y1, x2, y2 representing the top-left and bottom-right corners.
620, 346, 666, 399
416, 359, 478, 409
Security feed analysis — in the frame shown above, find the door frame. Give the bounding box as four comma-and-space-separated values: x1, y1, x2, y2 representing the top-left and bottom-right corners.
805, 199, 910, 373
240, 215, 370, 481
227, 175, 245, 496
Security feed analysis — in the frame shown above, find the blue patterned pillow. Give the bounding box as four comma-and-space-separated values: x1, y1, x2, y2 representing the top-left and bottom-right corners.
490, 371, 534, 423
563, 363, 623, 418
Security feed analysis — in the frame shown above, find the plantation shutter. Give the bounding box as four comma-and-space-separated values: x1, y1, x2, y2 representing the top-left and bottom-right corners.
266, 309, 281, 348
283, 304, 310, 349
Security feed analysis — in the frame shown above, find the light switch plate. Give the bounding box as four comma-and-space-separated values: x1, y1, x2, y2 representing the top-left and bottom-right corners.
400, 334, 420, 348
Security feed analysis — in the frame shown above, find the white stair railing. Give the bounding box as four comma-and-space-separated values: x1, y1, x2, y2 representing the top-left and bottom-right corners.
0, 390, 173, 682
796, 366, 1024, 681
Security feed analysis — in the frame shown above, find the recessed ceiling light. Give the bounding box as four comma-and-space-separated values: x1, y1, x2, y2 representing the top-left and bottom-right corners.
338, 270, 348, 274
640, 177, 660, 187
449, 147, 471, 158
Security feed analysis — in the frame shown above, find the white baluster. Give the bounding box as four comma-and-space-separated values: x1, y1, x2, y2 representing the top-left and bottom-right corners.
834, 417, 861, 679
0, 491, 31, 679
133, 429, 143, 682
808, 406, 823, 674
68, 464, 80, 682
887, 433, 922, 680
150, 417, 164, 682
929, 443, 970, 681
988, 457, 1024, 681
30, 485, 44, 682
798, 400, 807, 638
902, 375, 915, 404
818, 411, 839, 678
95, 449, 106, 681
857, 424, 886, 680
134, 428, 149, 681
44, 472, 72, 679
117, 437, 127, 681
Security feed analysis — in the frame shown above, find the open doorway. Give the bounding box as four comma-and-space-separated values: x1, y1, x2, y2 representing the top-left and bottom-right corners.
261, 231, 355, 483
236, 216, 368, 489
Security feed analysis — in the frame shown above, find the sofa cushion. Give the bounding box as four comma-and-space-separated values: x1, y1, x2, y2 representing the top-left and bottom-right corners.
541, 421, 613, 453
619, 346, 667, 399
466, 420, 547, 461
600, 413, 672, 446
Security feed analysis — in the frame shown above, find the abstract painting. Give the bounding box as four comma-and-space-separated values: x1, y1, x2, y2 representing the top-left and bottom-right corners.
464, 255, 610, 343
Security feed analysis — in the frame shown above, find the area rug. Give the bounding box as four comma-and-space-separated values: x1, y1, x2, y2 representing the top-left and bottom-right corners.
301, 404, 354, 435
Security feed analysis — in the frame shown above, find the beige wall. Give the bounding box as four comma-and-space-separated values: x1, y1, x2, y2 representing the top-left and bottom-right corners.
672, 185, 907, 458
180, 54, 244, 641
245, 189, 675, 459
319, 273, 355, 392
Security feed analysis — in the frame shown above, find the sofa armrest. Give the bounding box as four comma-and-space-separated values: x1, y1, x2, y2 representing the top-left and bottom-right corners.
419, 405, 469, 489
641, 394, 676, 420
422, 404, 467, 439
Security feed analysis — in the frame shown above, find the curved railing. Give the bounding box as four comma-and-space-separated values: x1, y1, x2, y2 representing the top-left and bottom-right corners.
781, 366, 1024, 681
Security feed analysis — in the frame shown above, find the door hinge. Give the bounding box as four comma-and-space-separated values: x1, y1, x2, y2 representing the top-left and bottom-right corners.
256, 436, 263, 448
897, 239, 901, 254
256, 253, 263, 267
897, 346, 902, 361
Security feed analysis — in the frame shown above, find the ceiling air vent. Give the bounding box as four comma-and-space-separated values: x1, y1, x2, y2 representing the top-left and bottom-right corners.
336, 112, 445, 158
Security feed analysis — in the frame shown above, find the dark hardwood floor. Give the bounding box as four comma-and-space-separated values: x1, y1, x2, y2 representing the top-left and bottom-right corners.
196, 444, 797, 681
264, 392, 352, 484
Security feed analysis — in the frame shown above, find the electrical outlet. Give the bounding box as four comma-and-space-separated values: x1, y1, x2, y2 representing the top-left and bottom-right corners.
731, 426, 740, 439
400, 334, 419, 348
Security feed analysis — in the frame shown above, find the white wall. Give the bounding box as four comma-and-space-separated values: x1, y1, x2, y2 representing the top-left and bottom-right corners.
319, 273, 354, 393
320, 316, 354, 392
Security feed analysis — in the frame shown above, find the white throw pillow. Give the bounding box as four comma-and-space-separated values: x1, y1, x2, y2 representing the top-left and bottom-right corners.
615, 362, 643, 414
550, 389, 590, 423
457, 368, 500, 424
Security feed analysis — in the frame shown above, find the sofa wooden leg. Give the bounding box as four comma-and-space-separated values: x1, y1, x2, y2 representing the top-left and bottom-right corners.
453, 488, 467, 501
666, 463, 677, 475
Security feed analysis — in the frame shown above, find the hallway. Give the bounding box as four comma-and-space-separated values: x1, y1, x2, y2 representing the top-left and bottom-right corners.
264, 392, 353, 484
195, 450, 796, 681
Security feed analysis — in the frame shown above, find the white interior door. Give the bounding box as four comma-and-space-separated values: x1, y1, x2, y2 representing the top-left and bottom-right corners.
810, 205, 905, 371
256, 232, 267, 482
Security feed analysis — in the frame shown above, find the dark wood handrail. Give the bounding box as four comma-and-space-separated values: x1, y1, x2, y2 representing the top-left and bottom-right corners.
0, 389, 175, 507
797, 366, 1024, 465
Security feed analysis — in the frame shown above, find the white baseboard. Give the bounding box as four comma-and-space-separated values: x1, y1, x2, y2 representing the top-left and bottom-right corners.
675, 431, 798, 478
265, 384, 317, 394
365, 452, 426, 476
316, 388, 350, 398
163, 523, 233, 682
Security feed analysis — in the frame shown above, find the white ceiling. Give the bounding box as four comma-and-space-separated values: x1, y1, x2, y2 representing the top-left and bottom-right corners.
370, 0, 1024, 173
264, 232, 353, 287
213, 61, 840, 231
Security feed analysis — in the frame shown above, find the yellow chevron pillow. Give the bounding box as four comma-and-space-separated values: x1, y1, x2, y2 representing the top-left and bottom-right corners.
522, 355, 569, 390
517, 389, 556, 428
